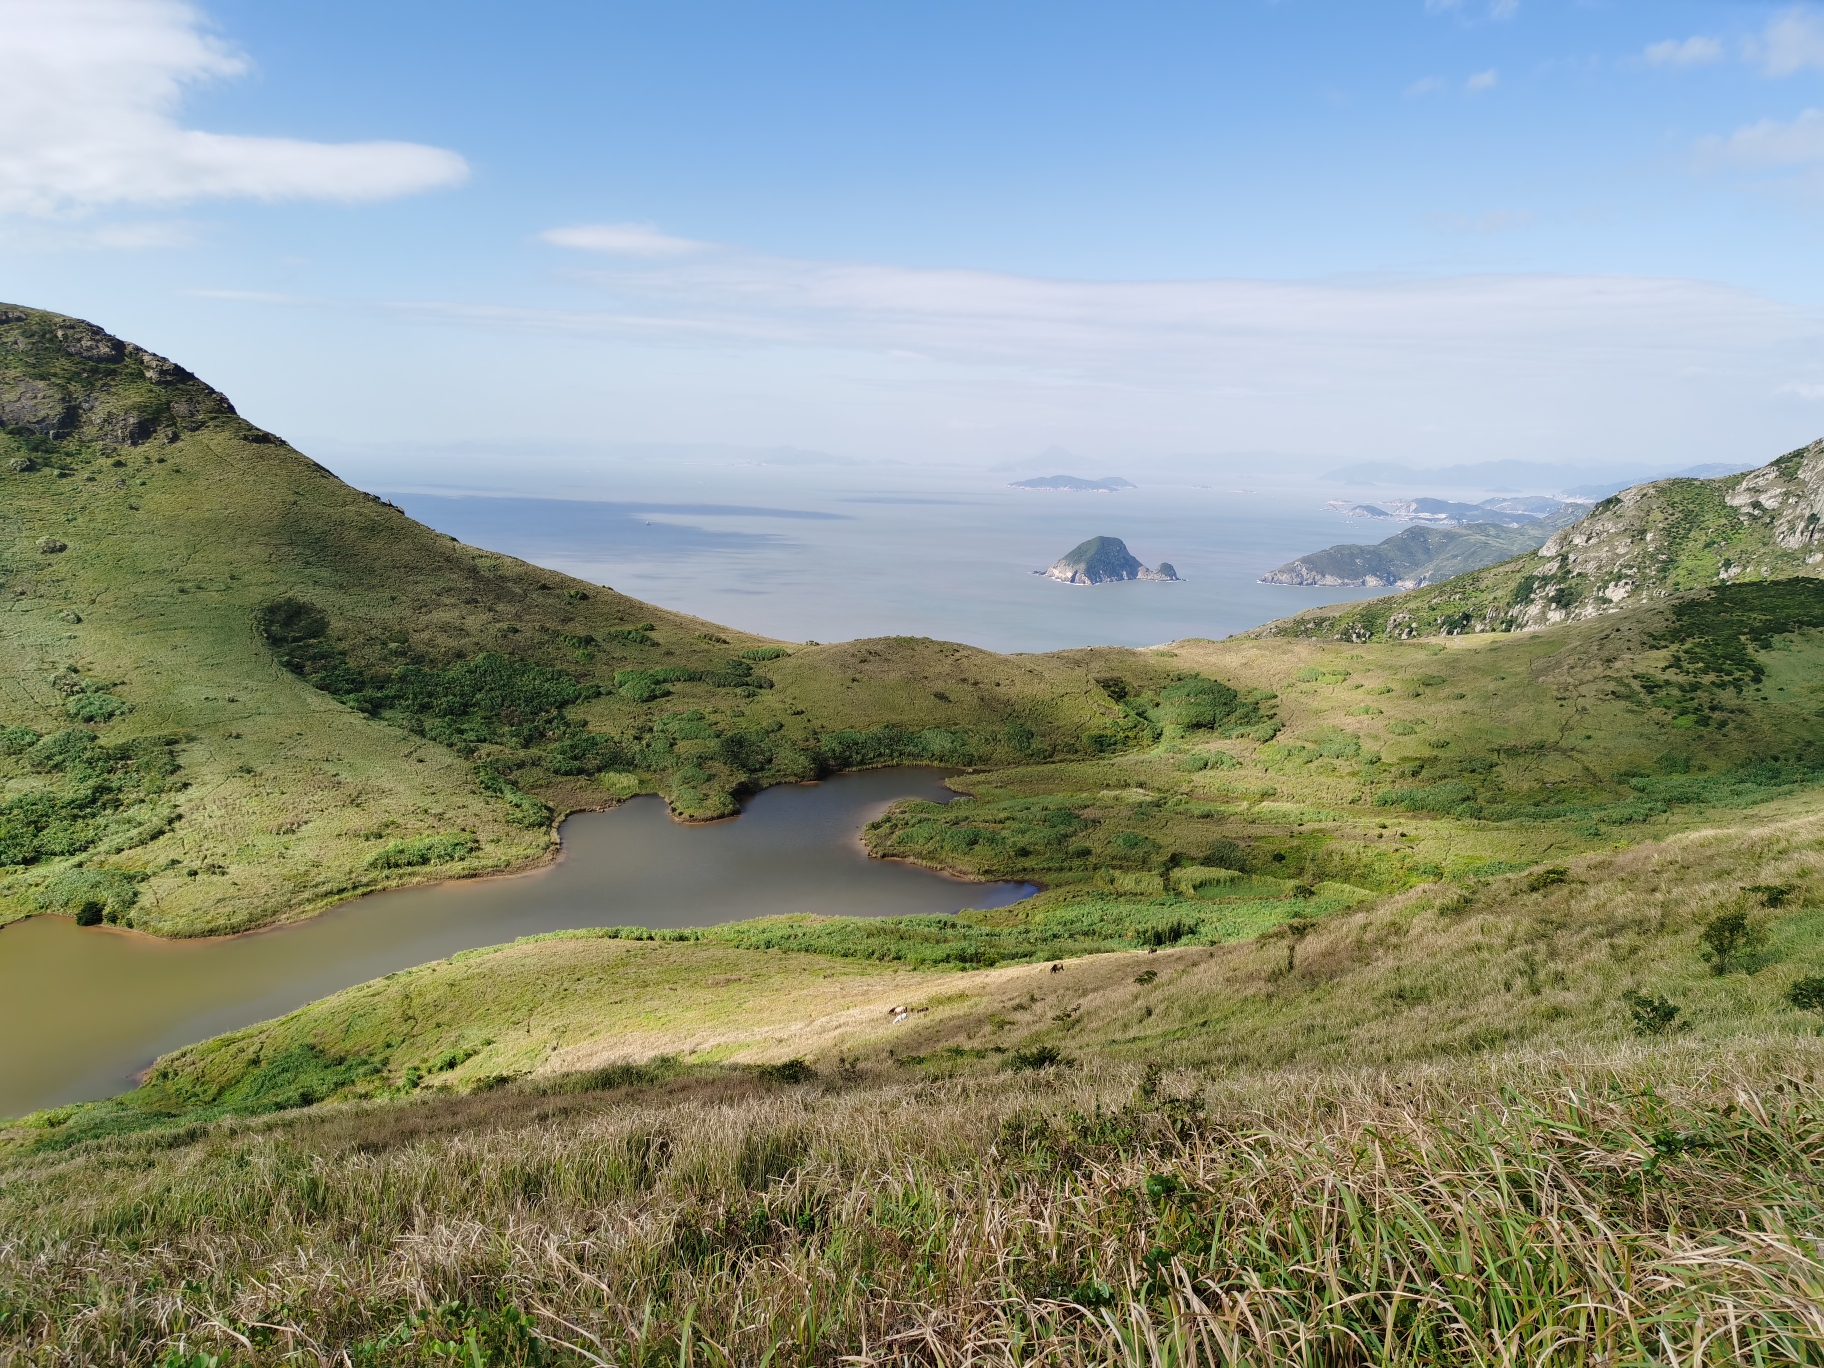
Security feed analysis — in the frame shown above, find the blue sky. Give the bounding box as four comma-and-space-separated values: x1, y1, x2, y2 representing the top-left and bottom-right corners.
6, 1, 1824, 476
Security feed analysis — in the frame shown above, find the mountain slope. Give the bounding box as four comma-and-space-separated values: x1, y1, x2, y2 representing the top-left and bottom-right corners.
1260, 521, 1556, 588
1254, 439, 1824, 641
0, 304, 1185, 935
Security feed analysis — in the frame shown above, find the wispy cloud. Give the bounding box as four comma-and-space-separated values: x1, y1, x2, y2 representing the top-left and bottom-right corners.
1428, 209, 1534, 235
1424, 0, 1518, 20
539, 223, 711, 258
1753, 6, 1824, 76
208, 233, 1824, 464
520, 231, 1812, 395
1464, 69, 1499, 93
1404, 76, 1447, 98
1699, 108, 1824, 171
1643, 36, 1724, 69
0, 0, 468, 219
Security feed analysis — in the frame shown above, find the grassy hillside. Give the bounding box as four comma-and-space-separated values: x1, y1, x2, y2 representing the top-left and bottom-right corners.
7, 798, 1824, 1361
0, 303, 1180, 935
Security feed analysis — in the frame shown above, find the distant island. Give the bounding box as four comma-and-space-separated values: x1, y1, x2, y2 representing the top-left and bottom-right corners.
1011, 475, 1136, 492
1043, 536, 1180, 584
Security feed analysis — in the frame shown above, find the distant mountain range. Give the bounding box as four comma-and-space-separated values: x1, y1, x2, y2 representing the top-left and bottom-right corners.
1011, 475, 1137, 492
1335, 496, 1569, 528
1325, 458, 1758, 494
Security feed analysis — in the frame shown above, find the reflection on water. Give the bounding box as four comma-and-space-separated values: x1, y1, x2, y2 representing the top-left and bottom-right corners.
0, 769, 1031, 1117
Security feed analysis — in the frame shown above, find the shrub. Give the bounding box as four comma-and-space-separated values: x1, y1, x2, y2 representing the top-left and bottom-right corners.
1698, 909, 1767, 975
1177, 754, 1209, 772
754, 1059, 816, 1084
1528, 866, 1569, 891
740, 647, 789, 661
1007, 1044, 1071, 1072
1746, 884, 1796, 907
0, 726, 39, 754
1787, 976, 1824, 1014
253, 597, 329, 644
64, 692, 129, 722
73, 900, 103, 926
1138, 918, 1194, 947
1153, 675, 1241, 729
1625, 991, 1681, 1036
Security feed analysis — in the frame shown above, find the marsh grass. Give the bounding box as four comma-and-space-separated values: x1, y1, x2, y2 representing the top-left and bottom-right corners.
3, 1043, 1823, 1364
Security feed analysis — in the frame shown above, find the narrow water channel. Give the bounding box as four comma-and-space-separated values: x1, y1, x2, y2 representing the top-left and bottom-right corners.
0, 769, 1033, 1117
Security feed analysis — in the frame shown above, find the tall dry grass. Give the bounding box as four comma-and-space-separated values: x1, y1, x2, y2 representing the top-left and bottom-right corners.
4, 1039, 1823, 1365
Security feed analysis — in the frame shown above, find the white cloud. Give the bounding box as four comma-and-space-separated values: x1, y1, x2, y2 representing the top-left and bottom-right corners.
1488, 0, 1518, 20
0, 0, 468, 217
1643, 36, 1724, 69
1699, 109, 1824, 169
1404, 76, 1447, 97
1755, 6, 1824, 76
1465, 69, 1499, 93
538, 223, 712, 258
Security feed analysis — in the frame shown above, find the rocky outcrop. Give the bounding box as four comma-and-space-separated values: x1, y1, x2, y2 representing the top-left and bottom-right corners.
1502, 441, 1824, 631
1045, 536, 1180, 584
0, 306, 238, 450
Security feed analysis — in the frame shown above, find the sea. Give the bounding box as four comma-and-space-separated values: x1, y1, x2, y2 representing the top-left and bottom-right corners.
363, 460, 1386, 653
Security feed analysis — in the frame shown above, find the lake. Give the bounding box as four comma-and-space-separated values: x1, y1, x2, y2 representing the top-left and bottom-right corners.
0, 769, 1032, 1118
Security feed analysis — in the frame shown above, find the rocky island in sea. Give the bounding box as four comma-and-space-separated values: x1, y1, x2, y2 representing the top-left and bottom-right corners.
1042, 536, 1180, 585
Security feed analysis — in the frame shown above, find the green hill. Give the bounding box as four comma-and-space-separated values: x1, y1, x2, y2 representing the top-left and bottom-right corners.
1256, 440, 1824, 641
1259, 517, 1570, 589
0, 304, 1183, 935
10, 307, 1824, 1362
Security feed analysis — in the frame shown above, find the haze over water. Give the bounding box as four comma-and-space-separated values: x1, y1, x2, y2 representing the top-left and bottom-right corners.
371, 461, 1384, 653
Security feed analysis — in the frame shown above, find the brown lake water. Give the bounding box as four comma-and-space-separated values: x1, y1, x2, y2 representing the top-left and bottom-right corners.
0, 769, 1033, 1117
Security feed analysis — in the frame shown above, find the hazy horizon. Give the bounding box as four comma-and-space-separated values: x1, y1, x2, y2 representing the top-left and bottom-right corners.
6, 1, 1824, 483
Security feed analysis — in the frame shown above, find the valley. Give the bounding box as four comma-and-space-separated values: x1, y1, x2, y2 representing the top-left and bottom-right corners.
5, 304, 1824, 1363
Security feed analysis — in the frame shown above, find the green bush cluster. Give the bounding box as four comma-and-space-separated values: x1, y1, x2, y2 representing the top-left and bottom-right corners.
613, 658, 773, 702
367, 832, 480, 869
258, 598, 601, 749
0, 729, 179, 866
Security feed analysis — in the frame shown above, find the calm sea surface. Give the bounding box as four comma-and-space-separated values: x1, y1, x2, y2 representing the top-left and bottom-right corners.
380, 468, 1381, 652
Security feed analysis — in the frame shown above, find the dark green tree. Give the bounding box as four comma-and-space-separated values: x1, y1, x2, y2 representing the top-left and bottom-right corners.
1699, 910, 1767, 975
